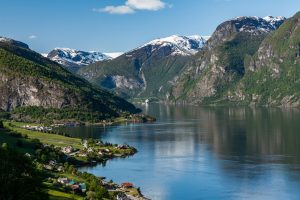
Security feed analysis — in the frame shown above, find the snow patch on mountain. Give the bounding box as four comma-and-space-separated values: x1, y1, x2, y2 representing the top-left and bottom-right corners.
104, 52, 124, 59
232, 16, 286, 34
138, 35, 208, 56
47, 48, 111, 67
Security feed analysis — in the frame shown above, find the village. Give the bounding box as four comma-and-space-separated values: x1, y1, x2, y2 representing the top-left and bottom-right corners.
3, 121, 146, 200
40, 138, 144, 200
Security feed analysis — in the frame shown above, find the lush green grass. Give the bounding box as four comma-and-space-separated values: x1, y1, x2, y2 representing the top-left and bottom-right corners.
0, 128, 36, 154
3, 122, 83, 149
48, 190, 82, 200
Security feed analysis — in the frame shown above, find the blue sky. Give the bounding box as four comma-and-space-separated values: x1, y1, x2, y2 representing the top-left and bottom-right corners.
1, 0, 300, 53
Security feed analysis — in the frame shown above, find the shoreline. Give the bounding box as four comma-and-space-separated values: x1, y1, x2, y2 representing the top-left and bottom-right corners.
2, 121, 148, 200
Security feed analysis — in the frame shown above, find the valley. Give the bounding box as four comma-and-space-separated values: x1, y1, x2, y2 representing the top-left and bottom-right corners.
1, 3, 300, 199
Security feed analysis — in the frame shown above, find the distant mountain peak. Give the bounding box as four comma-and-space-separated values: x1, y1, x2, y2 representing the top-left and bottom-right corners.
138, 35, 208, 56
46, 48, 112, 72
231, 16, 286, 34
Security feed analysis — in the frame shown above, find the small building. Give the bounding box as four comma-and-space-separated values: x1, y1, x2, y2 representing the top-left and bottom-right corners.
44, 165, 53, 170
87, 147, 94, 153
67, 180, 76, 186
121, 182, 134, 189
24, 153, 31, 157
78, 153, 87, 157
118, 145, 129, 150
49, 160, 56, 166
61, 146, 74, 154
57, 166, 64, 172
79, 183, 87, 193
82, 140, 88, 148
71, 184, 80, 190
58, 177, 69, 184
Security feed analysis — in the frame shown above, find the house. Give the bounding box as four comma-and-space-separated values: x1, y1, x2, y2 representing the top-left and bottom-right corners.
49, 160, 56, 166
24, 153, 31, 157
58, 177, 69, 184
78, 153, 87, 157
82, 140, 88, 148
121, 182, 134, 189
87, 147, 94, 153
71, 184, 80, 190
44, 165, 53, 170
79, 183, 87, 192
57, 166, 64, 172
118, 145, 130, 150
67, 180, 76, 186
61, 146, 74, 154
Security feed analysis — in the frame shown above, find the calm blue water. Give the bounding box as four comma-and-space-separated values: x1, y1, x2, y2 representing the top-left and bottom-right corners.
57, 104, 300, 200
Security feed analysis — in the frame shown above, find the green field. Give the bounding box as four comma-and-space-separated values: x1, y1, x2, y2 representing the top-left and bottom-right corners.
3, 122, 82, 149
0, 127, 35, 154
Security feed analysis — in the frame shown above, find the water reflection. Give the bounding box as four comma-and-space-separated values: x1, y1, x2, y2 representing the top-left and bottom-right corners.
57, 104, 300, 199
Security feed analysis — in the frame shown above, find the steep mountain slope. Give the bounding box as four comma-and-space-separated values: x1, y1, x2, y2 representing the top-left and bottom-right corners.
0, 36, 29, 49
170, 16, 286, 104
0, 38, 139, 121
78, 35, 207, 99
47, 48, 112, 72
225, 12, 300, 106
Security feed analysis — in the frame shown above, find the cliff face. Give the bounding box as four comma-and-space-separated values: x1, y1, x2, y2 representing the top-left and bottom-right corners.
170, 16, 286, 104
0, 39, 139, 116
226, 12, 300, 107
0, 73, 81, 111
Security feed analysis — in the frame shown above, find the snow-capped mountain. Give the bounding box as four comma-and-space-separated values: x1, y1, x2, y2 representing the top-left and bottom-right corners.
232, 16, 286, 34
47, 48, 112, 72
78, 34, 209, 99
138, 35, 208, 56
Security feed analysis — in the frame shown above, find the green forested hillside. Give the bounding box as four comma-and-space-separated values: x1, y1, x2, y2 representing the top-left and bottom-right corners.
229, 12, 300, 106
0, 40, 140, 122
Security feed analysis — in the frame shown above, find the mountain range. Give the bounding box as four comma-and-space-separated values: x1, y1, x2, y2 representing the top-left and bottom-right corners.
2, 12, 300, 114
77, 35, 208, 99
76, 15, 290, 104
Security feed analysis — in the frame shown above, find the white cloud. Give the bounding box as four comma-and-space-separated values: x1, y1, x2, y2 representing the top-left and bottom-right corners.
28, 35, 37, 39
126, 0, 166, 11
94, 5, 134, 14
96, 0, 167, 15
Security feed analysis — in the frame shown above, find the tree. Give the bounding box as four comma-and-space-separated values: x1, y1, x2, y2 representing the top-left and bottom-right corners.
0, 121, 3, 128
1, 143, 8, 150
0, 148, 48, 200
